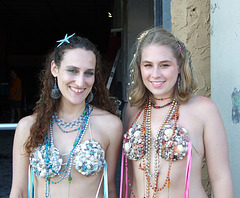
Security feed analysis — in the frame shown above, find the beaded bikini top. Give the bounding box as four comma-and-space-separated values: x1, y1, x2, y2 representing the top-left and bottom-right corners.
30, 106, 106, 178
30, 139, 105, 178
123, 101, 189, 161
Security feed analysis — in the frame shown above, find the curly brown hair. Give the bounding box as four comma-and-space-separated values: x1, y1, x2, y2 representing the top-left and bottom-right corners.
24, 35, 116, 156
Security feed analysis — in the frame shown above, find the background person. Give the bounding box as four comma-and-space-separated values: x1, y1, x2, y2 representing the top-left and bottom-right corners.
9, 69, 22, 122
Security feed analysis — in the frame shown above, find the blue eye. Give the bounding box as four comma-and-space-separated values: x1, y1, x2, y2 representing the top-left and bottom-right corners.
144, 64, 152, 67
67, 68, 78, 73
161, 64, 170, 67
85, 71, 94, 76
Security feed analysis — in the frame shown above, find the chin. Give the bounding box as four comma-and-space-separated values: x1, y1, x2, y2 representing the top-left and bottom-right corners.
67, 98, 85, 105
74, 100, 85, 105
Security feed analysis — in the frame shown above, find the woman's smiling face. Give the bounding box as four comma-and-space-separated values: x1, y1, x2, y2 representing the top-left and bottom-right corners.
140, 44, 179, 98
51, 48, 96, 105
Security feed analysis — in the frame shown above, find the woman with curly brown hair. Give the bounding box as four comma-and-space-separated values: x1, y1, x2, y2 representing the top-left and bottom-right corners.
120, 27, 233, 198
10, 33, 122, 198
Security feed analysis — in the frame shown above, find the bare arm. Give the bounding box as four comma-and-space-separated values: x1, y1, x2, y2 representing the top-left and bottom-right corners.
203, 99, 234, 198
124, 103, 140, 132
105, 115, 123, 198
10, 116, 34, 198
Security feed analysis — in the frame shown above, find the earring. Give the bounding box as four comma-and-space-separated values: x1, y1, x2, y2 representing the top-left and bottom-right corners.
86, 90, 93, 103
51, 77, 61, 99
177, 75, 181, 90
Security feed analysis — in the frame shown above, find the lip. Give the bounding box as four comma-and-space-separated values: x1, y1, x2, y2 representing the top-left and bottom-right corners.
70, 86, 85, 94
151, 81, 165, 88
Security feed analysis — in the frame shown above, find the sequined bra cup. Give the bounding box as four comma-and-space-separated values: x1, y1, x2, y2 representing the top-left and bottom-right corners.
123, 107, 189, 161
30, 139, 105, 178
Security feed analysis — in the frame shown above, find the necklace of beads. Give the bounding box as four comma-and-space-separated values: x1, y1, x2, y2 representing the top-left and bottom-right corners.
125, 99, 179, 198
152, 96, 171, 101
44, 103, 93, 198
151, 101, 173, 109
143, 98, 179, 198
52, 106, 89, 133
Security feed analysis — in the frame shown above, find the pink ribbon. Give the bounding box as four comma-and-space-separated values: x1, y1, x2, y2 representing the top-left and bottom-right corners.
184, 142, 192, 198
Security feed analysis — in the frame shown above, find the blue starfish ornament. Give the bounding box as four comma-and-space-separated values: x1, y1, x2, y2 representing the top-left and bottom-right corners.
56, 33, 75, 47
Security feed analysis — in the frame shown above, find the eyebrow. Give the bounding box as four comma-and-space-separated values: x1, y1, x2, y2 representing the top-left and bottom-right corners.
65, 65, 95, 70
66, 65, 78, 68
141, 60, 172, 64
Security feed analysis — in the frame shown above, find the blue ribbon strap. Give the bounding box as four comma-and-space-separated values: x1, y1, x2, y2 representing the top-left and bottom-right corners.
28, 166, 34, 198
103, 162, 108, 198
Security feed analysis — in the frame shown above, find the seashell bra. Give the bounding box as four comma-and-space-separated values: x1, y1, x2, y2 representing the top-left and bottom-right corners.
123, 110, 189, 161
30, 123, 106, 178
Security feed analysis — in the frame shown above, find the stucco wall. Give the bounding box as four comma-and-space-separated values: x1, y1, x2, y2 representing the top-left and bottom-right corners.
171, 0, 211, 197
171, 0, 210, 97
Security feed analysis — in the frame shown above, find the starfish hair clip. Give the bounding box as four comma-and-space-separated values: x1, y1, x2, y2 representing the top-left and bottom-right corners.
56, 33, 75, 47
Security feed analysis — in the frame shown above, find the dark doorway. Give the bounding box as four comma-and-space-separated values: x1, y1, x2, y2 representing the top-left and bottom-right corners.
0, 0, 114, 120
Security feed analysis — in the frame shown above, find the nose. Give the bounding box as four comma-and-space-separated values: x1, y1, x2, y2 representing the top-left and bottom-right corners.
75, 74, 85, 87
152, 66, 162, 78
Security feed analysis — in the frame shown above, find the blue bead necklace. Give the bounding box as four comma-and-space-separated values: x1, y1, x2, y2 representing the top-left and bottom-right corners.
44, 103, 93, 198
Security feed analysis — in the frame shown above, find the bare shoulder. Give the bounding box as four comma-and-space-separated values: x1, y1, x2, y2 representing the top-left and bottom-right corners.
187, 95, 219, 112
12, 114, 36, 156
91, 107, 123, 136
124, 103, 142, 129
17, 115, 36, 130
92, 108, 122, 125
15, 114, 36, 138
125, 103, 142, 121
125, 103, 141, 118
185, 95, 221, 122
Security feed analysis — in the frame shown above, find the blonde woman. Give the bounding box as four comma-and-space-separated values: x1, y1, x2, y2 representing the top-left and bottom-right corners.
121, 27, 233, 198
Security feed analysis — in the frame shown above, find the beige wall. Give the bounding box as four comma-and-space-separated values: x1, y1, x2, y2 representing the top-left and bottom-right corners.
171, 0, 211, 97
171, 0, 211, 197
